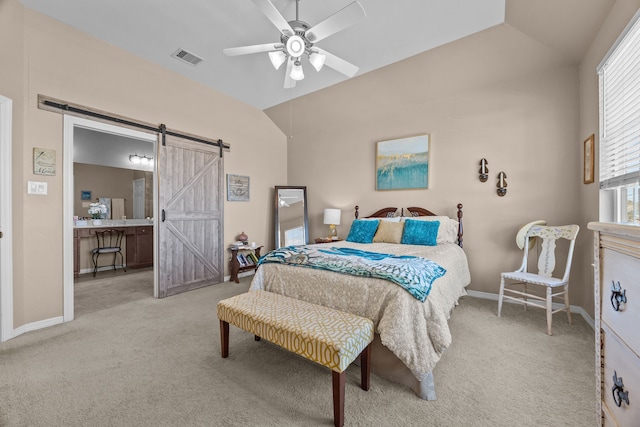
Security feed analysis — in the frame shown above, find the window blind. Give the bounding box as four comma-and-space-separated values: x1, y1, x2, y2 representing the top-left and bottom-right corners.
598, 12, 640, 190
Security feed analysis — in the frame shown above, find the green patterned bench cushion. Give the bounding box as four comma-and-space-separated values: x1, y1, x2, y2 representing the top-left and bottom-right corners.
217, 290, 374, 373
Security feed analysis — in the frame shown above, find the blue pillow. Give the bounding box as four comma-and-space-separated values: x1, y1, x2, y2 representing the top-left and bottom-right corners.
401, 219, 440, 246
346, 220, 380, 244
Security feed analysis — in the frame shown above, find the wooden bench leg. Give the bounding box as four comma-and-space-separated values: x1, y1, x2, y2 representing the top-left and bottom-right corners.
360, 343, 371, 391
220, 320, 229, 358
332, 371, 345, 427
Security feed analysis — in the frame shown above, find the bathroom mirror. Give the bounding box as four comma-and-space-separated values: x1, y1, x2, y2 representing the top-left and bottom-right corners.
274, 186, 308, 248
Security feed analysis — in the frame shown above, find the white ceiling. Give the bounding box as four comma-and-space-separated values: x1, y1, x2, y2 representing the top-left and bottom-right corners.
19, 0, 506, 110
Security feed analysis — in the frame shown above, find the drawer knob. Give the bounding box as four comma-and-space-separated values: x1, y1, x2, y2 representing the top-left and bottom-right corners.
610, 281, 627, 312
612, 371, 630, 407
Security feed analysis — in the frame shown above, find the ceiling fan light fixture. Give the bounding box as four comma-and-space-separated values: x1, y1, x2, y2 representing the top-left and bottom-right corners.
268, 51, 287, 70
290, 60, 304, 81
309, 52, 326, 71
286, 35, 305, 57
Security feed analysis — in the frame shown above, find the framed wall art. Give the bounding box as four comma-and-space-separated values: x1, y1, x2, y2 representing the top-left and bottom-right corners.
33, 147, 56, 176
583, 134, 594, 184
227, 174, 250, 201
376, 134, 430, 190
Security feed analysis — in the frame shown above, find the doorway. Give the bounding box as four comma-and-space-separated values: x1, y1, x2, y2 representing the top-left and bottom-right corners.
63, 115, 158, 322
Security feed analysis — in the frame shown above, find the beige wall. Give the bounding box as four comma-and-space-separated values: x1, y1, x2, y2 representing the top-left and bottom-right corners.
267, 24, 584, 306
577, 0, 640, 317
1, 0, 287, 328
74, 164, 136, 219
265, 2, 640, 321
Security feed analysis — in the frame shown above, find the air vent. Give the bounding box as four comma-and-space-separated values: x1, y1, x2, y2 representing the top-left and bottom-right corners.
171, 48, 203, 66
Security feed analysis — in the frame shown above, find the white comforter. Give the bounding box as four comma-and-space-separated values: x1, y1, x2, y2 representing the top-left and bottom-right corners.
249, 241, 471, 381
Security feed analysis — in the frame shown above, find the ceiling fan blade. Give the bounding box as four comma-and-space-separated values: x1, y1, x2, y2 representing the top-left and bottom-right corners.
284, 57, 296, 89
305, 1, 366, 43
315, 48, 359, 77
251, 0, 294, 36
223, 43, 283, 56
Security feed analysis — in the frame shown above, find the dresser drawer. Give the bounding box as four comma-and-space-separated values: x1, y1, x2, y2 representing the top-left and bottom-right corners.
602, 324, 640, 426
601, 248, 640, 355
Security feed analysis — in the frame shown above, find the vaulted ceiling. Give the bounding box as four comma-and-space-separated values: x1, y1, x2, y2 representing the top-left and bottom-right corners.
19, 0, 614, 111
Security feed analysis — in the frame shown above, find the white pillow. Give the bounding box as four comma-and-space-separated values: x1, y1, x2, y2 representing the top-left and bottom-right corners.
401, 215, 459, 244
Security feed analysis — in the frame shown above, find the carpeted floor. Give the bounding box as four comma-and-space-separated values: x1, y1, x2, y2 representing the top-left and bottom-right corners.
0, 272, 596, 426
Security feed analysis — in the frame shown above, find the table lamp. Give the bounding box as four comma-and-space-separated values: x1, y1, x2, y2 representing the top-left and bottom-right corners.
323, 208, 341, 240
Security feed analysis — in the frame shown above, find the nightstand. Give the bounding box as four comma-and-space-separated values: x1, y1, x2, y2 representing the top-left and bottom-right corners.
229, 245, 262, 283
314, 238, 343, 244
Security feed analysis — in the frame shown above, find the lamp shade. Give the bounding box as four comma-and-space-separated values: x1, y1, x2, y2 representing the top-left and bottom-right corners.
323, 208, 341, 225
290, 61, 304, 81
268, 51, 287, 70
309, 52, 326, 72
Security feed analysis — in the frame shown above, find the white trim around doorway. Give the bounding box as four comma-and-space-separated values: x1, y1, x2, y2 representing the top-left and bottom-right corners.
63, 115, 158, 322
0, 95, 13, 342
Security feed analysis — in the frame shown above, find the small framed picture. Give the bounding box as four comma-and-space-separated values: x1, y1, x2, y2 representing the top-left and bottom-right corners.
81, 190, 92, 200
227, 174, 250, 201
583, 134, 594, 184
33, 147, 56, 176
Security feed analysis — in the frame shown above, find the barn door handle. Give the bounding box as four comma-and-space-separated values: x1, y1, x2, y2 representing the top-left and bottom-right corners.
162, 209, 166, 222
610, 281, 627, 312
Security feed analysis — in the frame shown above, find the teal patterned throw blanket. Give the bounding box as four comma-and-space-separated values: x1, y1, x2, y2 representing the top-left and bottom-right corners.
258, 246, 446, 302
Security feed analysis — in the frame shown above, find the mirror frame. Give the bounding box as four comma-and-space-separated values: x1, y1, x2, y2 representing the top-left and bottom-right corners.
274, 186, 308, 248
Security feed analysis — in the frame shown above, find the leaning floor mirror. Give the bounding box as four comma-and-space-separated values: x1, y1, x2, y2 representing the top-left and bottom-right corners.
274, 186, 308, 248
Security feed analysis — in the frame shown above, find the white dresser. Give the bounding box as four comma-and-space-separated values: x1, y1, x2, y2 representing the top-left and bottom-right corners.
589, 222, 640, 426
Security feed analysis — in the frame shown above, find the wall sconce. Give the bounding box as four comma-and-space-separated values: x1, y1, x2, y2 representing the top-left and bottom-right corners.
129, 154, 154, 166
497, 171, 507, 196
323, 208, 341, 240
479, 158, 489, 182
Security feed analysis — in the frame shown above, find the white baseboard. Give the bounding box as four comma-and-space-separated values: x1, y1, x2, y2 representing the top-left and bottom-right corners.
465, 290, 595, 330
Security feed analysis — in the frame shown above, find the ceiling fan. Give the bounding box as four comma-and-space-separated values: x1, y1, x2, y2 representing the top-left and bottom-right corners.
223, 0, 366, 88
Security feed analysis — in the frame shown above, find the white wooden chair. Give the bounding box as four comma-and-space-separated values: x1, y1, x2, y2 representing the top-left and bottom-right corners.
497, 224, 579, 335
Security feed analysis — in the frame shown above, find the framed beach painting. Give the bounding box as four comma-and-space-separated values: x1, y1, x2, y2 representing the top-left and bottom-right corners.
376, 134, 430, 190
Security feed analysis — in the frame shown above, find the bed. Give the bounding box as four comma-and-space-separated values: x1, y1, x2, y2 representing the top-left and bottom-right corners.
249, 204, 471, 400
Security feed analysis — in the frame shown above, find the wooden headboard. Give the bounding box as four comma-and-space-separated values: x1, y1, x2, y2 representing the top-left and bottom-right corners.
354, 204, 464, 248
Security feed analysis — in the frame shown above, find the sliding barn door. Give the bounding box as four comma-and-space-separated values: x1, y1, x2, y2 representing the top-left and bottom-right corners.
158, 134, 224, 298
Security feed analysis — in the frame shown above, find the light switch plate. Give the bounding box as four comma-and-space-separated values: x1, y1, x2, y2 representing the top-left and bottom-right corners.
27, 181, 47, 195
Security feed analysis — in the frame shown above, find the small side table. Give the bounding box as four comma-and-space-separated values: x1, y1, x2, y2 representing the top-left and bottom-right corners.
314, 238, 343, 244
229, 245, 262, 283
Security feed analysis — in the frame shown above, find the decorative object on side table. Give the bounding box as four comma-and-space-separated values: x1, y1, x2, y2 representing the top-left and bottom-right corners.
497, 172, 507, 197
323, 208, 341, 240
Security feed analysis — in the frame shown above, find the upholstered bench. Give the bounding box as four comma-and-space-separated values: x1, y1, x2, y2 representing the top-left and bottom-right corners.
217, 290, 374, 427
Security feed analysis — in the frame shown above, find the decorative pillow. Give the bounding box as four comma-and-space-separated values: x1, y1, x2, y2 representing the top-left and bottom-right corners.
401, 219, 440, 246
401, 216, 458, 244
373, 221, 405, 243
346, 220, 380, 243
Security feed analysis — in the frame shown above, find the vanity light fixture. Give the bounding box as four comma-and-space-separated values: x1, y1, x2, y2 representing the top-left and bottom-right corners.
129, 154, 154, 166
